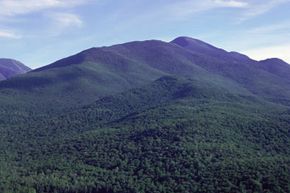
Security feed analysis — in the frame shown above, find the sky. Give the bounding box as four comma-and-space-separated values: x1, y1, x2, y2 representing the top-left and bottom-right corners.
0, 0, 289, 69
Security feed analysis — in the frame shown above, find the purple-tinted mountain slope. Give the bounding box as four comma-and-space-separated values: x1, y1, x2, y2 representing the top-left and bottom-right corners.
0, 58, 30, 80
258, 58, 290, 80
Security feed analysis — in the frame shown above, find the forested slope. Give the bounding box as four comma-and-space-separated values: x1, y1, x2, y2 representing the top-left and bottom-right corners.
0, 37, 289, 193
1, 76, 289, 193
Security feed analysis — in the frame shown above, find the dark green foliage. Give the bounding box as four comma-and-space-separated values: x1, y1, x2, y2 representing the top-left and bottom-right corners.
0, 77, 289, 193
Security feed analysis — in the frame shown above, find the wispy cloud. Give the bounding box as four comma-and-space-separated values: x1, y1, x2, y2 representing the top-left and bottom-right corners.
45, 12, 83, 36
168, 0, 248, 18
0, 0, 88, 16
214, 0, 249, 8
165, 0, 289, 22
239, 0, 290, 21
0, 29, 21, 39
0, 0, 89, 37
49, 13, 83, 28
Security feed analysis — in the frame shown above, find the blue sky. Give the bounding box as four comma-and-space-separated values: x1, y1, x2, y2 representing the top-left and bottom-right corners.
0, 0, 289, 68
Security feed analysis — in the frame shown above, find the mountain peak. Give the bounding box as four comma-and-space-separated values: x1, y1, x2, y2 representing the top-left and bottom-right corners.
171, 36, 214, 49
171, 36, 228, 55
258, 58, 290, 80
171, 36, 253, 63
260, 58, 289, 65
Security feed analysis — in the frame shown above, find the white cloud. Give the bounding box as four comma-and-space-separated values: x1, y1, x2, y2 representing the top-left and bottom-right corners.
213, 0, 248, 8
168, 0, 248, 18
49, 13, 83, 28
41, 12, 83, 36
167, 0, 289, 22
0, 0, 89, 38
243, 44, 290, 63
0, 29, 21, 39
239, 0, 290, 21
0, 0, 88, 16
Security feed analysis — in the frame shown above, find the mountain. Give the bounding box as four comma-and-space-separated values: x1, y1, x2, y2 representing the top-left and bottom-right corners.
1, 37, 290, 115
0, 58, 30, 80
0, 39, 247, 113
0, 36, 290, 193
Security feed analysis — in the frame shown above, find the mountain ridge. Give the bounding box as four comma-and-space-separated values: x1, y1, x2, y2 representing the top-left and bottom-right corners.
1, 36, 290, 112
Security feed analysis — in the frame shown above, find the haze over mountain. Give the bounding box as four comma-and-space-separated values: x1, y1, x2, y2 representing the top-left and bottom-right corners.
0, 58, 30, 80
0, 37, 289, 193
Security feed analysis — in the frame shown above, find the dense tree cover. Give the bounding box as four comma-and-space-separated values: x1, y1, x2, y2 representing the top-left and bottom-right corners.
0, 77, 289, 193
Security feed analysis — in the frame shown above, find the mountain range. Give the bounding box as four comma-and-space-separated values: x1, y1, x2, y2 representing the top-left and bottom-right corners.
0, 37, 289, 193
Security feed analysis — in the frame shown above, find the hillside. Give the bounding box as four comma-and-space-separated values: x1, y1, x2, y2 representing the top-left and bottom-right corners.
0, 58, 30, 80
0, 37, 289, 193
1, 76, 289, 193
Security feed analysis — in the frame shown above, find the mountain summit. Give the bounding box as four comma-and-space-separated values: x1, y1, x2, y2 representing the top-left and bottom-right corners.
171, 36, 224, 53
171, 36, 251, 61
